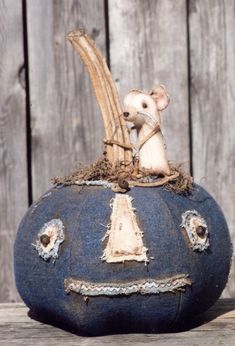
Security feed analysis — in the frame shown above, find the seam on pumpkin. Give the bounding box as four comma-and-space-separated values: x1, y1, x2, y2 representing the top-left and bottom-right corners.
68, 187, 92, 277
64, 274, 192, 297
171, 291, 183, 328
163, 178, 185, 326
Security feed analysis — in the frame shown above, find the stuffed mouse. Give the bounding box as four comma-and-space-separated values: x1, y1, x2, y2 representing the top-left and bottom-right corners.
123, 85, 170, 176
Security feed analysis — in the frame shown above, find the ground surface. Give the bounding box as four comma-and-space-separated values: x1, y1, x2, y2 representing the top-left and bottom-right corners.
0, 299, 234, 345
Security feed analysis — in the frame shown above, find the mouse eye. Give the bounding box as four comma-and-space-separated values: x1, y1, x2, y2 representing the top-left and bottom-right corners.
142, 102, 148, 108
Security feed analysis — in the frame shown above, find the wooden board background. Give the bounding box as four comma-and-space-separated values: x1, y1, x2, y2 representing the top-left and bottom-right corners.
0, 0, 27, 303
0, 0, 234, 302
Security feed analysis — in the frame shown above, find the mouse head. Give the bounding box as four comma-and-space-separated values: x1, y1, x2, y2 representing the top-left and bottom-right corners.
123, 85, 170, 128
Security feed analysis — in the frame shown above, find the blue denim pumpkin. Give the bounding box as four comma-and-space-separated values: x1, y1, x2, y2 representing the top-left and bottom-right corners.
14, 183, 232, 335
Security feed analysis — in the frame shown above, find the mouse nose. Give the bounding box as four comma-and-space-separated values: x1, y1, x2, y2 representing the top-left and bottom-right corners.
123, 112, 130, 118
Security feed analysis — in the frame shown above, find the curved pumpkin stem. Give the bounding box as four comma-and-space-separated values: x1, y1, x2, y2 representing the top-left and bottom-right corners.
67, 29, 132, 166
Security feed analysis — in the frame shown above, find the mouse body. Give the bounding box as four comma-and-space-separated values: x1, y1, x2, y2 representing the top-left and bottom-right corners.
123, 86, 170, 176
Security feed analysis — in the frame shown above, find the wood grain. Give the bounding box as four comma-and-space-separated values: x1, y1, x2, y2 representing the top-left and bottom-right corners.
109, 0, 190, 169
0, 0, 27, 302
0, 300, 234, 345
26, 0, 106, 200
189, 0, 235, 297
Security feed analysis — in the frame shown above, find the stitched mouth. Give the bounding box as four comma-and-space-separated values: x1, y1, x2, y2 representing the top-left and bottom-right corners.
64, 274, 191, 297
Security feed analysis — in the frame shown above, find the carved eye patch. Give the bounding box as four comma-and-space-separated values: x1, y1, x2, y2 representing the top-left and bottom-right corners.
181, 210, 209, 252
33, 219, 65, 262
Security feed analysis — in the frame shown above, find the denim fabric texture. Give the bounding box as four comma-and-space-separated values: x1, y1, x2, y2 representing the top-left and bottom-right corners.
14, 184, 232, 335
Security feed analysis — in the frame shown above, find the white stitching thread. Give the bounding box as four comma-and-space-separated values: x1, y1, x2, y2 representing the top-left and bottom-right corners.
74, 180, 112, 188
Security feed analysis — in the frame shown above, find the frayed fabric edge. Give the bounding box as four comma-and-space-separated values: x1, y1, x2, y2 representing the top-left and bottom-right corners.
64, 274, 192, 297
101, 194, 149, 264
181, 210, 209, 252
32, 219, 65, 262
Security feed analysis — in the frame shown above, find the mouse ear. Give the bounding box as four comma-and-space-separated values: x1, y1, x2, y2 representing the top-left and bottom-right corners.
149, 85, 170, 111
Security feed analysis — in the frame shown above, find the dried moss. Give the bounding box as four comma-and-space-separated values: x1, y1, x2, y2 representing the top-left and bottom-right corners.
52, 157, 134, 185
52, 157, 193, 195
165, 164, 193, 195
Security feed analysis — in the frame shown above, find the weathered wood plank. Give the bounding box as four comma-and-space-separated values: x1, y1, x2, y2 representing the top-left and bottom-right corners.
0, 300, 234, 345
0, 0, 27, 302
27, 0, 106, 200
189, 0, 235, 297
109, 0, 190, 169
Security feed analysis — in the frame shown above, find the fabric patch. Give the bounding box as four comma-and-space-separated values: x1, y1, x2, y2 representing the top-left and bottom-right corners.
181, 210, 209, 251
64, 274, 191, 296
32, 219, 65, 262
101, 194, 148, 264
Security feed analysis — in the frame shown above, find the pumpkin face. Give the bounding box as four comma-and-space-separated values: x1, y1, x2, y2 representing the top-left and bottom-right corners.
14, 183, 232, 335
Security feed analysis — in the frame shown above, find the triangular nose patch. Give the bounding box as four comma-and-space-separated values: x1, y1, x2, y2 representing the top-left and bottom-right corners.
101, 194, 148, 264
